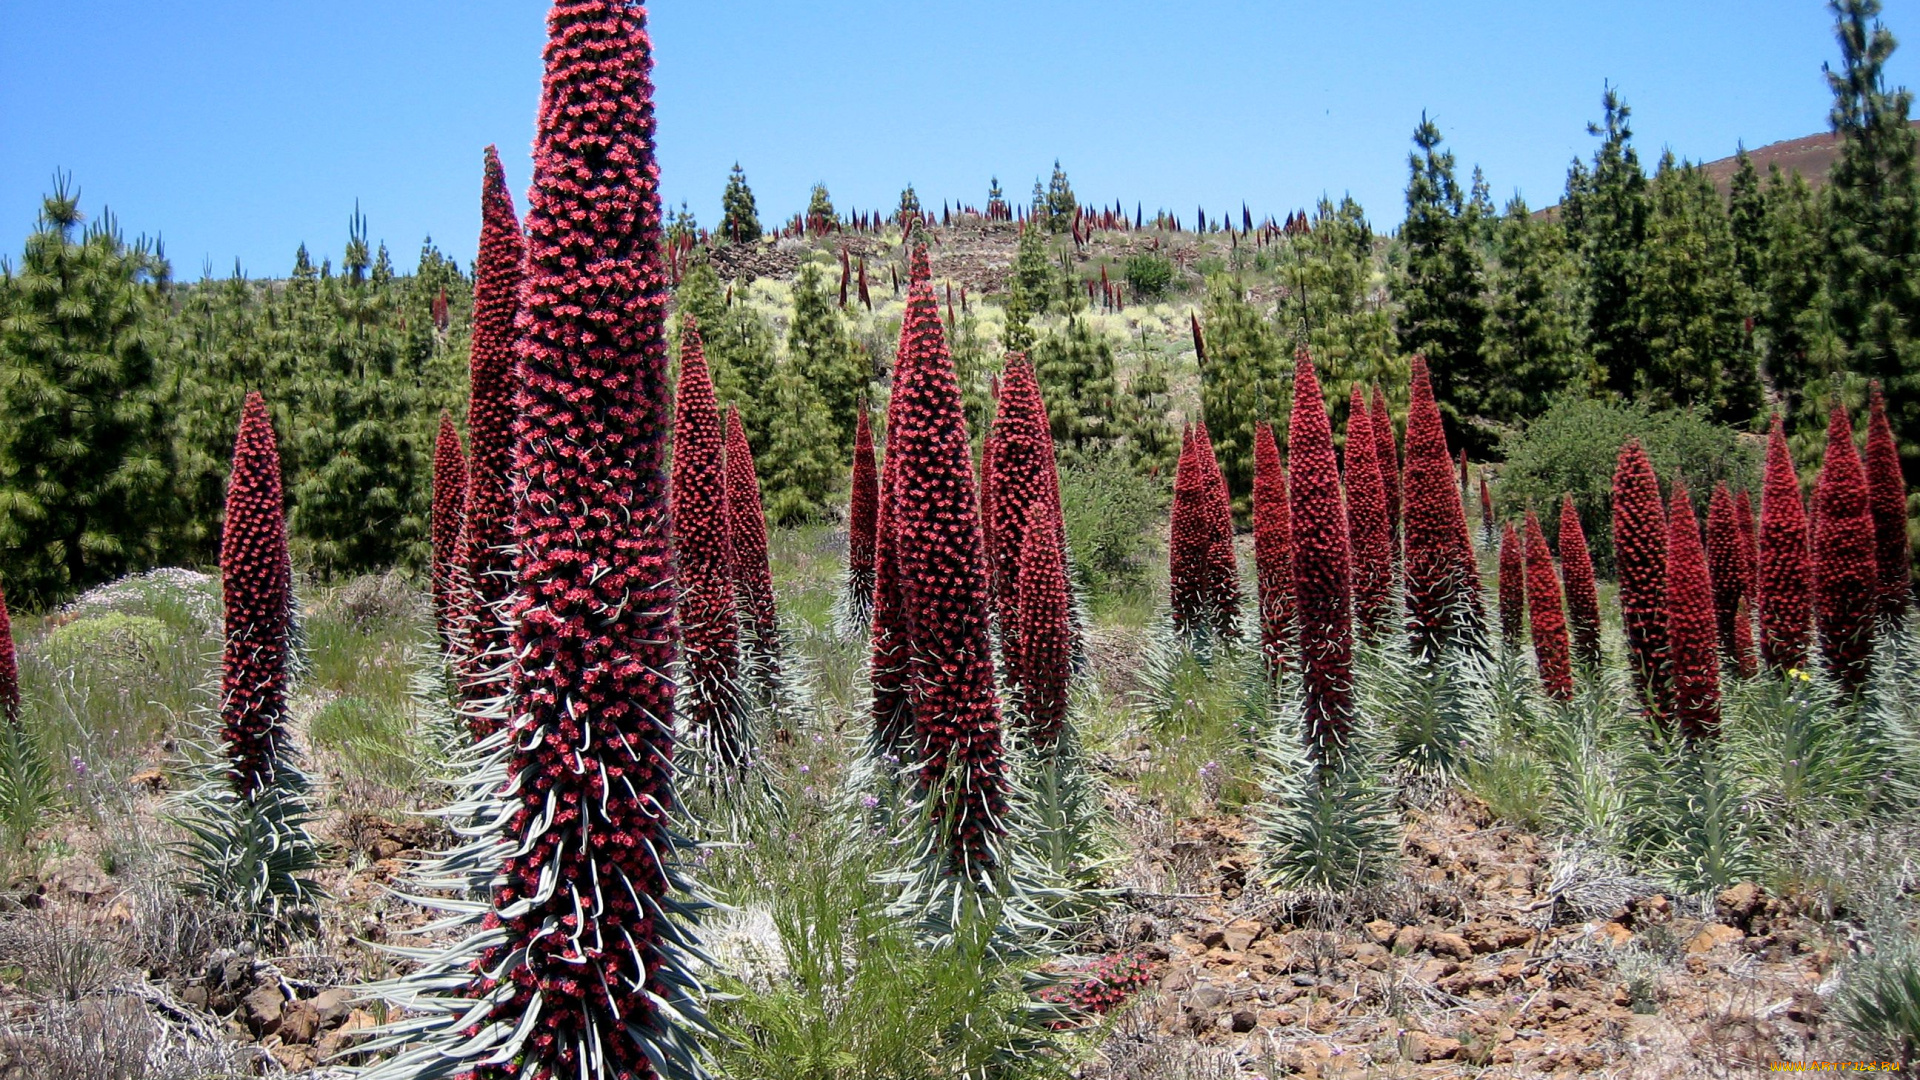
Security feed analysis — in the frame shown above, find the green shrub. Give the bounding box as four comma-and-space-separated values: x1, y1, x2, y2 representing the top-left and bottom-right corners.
1496, 397, 1759, 576
1059, 447, 1166, 596
1122, 252, 1175, 298
42, 614, 173, 672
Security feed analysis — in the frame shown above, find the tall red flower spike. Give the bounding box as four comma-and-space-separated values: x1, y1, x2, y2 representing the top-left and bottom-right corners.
1014, 499, 1073, 750
1706, 483, 1757, 679
0, 580, 15, 723
460, 7, 703, 1076
220, 392, 291, 798
1612, 440, 1671, 715
672, 319, 746, 767
1194, 419, 1243, 637
1665, 482, 1722, 738
1736, 488, 1759, 602
430, 412, 468, 643
845, 406, 879, 632
891, 244, 1007, 878
1343, 383, 1392, 638
1497, 520, 1526, 648
1479, 469, 1496, 549
725, 406, 780, 686
1253, 420, 1296, 676
986, 353, 1065, 660
1759, 415, 1813, 675
1369, 384, 1400, 552
868, 400, 916, 762
456, 144, 527, 709
1867, 383, 1912, 619
1523, 510, 1574, 701
1814, 403, 1878, 691
1287, 353, 1355, 762
1458, 449, 1469, 501
1402, 356, 1482, 656
1559, 494, 1604, 668
1169, 425, 1206, 636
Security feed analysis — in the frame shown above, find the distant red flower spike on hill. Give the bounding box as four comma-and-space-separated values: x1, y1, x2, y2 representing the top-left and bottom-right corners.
1666, 483, 1721, 738
891, 245, 1006, 877
1402, 356, 1481, 656
845, 407, 879, 632
1497, 520, 1525, 648
1194, 420, 1242, 638
1252, 421, 1296, 676
1612, 440, 1671, 716
1014, 500, 1073, 750
1867, 383, 1912, 620
1559, 495, 1603, 668
672, 319, 746, 768
725, 407, 780, 684
1759, 415, 1812, 675
455, 145, 526, 714
986, 353, 1065, 661
1287, 353, 1354, 762
1814, 403, 1878, 691
1343, 384, 1392, 638
220, 392, 292, 798
430, 412, 467, 644
1523, 510, 1573, 701
1369, 384, 1400, 552
1706, 483, 1756, 679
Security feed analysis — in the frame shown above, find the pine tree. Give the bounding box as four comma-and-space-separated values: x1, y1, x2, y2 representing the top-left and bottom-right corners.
0, 181, 176, 607
1483, 196, 1587, 430
806, 183, 837, 233
1276, 197, 1400, 400
1727, 148, 1768, 301
1010, 221, 1055, 318
1045, 161, 1077, 234
896, 184, 923, 228
1198, 276, 1288, 519
1396, 116, 1492, 452
1758, 167, 1836, 420
1030, 316, 1119, 457
1119, 331, 1179, 476
1563, 86, 1650, 402
788, 257, 867, 453
757, 360, 840, 523
986, 177, 1009, 219
721, 162, 763, 243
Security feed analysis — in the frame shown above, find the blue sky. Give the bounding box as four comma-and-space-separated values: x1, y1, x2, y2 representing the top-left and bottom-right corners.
3, 1, 1915, 278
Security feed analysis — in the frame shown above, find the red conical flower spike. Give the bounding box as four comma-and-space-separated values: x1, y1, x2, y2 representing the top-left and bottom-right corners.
986, 353, 1065, 660
1479, 468, 1496, 549
1369, 384, 1400, 552
1344, 383, 1392, 638
1867, 383, 1912, 619
1737, 487, 1760, 603
1759, 415, 1812, 674
725, 407, 780, 687
1458, 449, 1469, 501
672, 319, 746, 768
1194, 420, 1242, 637
1253, 421, 1296, 676
1402, 356, 1482, 656
1706, 483, 1756, 678
1559, 494, 1604, 668
430, 411, 468, 644
891, 245, 1006, 877
1169, 425, 1211, 639
1014, 499, 1073, 749
220, 392, 292, 798
0, 581, 15, 723
455, 144, 527, 708
845, 407, 879, 632
1524, 510, 1573, 701
1612, 440, 1670, 715
1287, 352, 1354, 761
1497, 520, 1525, 648
1666, 482, 1722, 738
1814, 403, 1877, 691
868, 407, 915, 761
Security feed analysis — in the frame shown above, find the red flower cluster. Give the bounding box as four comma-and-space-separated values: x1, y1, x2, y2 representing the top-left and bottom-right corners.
1344, 384, 1392, 639
0, 580, 15, 723
1480, 469, 1496, 549
1612, 440, 1670, 715
845, 407, 879, 631
1737, 488, 1759, 602
1195, 421, 1242, 636
1759, 415, 1812, 674
1867, 384, 1911, 620
220, 392, 292, 798
1496, 520, 1525, 648
672, 320, 745, 766
888, 245, 1007, 876
1038, 951, 1157, 1024
430, 412, 467, 644
1401, 356, 1480, 657
1287, 353, 1354, 761
482, 6, 689, 1074
1252, 421, 1296, 676
1666, 483, 1721, 739
869, 378, 915, 762
1170, 423, 1240, 641
986, 353, 1065, 658
455, 145, 527, 716
1523, 510, 1573, 701
1814, 404, 1877, 691
1559, 495, 1604, 668
725, 407, 780, 686
1014, 498, 1073, 749
1370, 384, 1400, 554
1706, 483, 1757, 679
